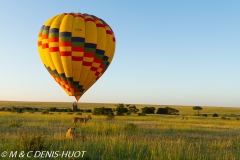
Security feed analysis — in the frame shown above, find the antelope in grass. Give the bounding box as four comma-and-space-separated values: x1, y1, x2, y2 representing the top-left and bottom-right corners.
72, 115, 92, 125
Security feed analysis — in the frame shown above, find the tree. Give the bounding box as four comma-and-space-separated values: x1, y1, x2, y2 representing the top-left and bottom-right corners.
92, 107, 113, 115
156, 107, 179, 115
156, 108, 168, 114
165, 107, 179, 115
193, 106, 202, 116
114, 104, 128, 116
127, 105, 139, 115
141, 107, 155, 114
212, 113, 218, 117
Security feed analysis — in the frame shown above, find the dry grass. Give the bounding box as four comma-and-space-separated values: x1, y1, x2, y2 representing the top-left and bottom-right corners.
0, 101, 240, 159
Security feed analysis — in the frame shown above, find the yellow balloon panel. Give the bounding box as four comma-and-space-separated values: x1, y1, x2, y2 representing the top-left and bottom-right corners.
37, 13, 116, 101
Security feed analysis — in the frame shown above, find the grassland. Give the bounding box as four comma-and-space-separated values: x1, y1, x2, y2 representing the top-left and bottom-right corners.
0, 101, 240, 160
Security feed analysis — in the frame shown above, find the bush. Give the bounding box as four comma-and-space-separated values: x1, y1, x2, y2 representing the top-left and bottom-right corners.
23, 107, 34, 111
127, 105, 139, 114
141, 107, 155, 114
10, 107, 24, 113
7, 108, 12, 112
83, 109, 92, 113
57, 109, 68, 112
41, 111, 49, 114
16, 108, 24, 113
138, 113, 146, 116
115, 104, 128, 116
66, 108, 73, 112
49, 107, 57, 112
76, 112, 82, 115
92, 107, 113, 115
221, 117, 226, 120
236, 118, 240, 120
156, 108, 168, 114
156, 107, 179, 115
201, 114, 208, 117
212, 113, 218, 117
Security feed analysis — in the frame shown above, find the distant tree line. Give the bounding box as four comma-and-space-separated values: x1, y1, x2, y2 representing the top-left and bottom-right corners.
49, 107, 92, 113
0, 106, 93, 113
0, 106, 39, 113
0, 104, 180, 116
92, 104, 180, 116
92, 107, 113, 115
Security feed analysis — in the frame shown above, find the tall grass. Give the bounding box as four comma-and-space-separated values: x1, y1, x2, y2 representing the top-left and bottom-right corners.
0, 109, 240, 159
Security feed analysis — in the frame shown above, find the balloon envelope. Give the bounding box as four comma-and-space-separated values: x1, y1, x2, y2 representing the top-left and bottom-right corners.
37, 12, 116, 101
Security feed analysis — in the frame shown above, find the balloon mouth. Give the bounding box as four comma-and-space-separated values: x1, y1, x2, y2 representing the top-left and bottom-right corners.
75, 96, 81, 102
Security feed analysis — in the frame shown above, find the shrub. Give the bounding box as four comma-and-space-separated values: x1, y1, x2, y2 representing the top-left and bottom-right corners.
92, 107, 113, 115
127, 105, 139, 114
201, 114, 208, 117
138, 113, 146, 116
156, 107, 179, 115
49, 107, 57, 112
165, 107, 179, 115
7, 108, 12, 112
76, 112, 82, 115
236, 118, 240, 120
83, 109, 92, 113
23, 107, 34, 111
16, 108, 24, 113
66, 108, 73, 112
156, 108, 168, 114
10, 107, 24, 113
221, 117, 226, 120
57, 109, 68, 112
212, 113, 218, 117
115, 104, 128, 116
41, 111, 49, 114
141, 107, 155, 114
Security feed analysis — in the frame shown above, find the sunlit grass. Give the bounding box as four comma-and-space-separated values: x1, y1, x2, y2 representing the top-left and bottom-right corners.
0, 102, 240, 159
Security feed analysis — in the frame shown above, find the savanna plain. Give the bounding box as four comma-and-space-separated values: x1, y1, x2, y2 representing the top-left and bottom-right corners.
1, 101, 240, 160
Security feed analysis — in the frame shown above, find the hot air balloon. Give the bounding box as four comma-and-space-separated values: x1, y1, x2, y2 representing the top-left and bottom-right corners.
37, 12, 116, 101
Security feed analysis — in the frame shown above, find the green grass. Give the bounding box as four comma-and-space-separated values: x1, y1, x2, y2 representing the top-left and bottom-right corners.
0, 101, 240, 159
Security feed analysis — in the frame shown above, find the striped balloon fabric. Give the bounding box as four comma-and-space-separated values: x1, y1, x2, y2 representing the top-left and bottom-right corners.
37, 12, 116, 101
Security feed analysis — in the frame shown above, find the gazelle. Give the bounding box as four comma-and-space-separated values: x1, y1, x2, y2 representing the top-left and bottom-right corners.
72, 115, 92, 125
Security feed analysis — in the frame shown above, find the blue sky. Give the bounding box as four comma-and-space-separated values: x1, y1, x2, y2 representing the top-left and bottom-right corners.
0, 1, 239, 107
